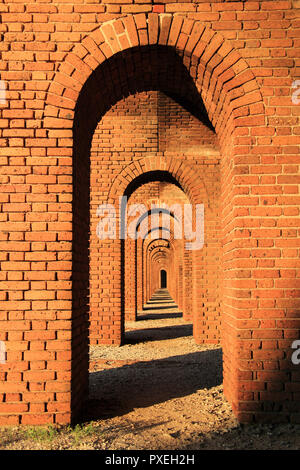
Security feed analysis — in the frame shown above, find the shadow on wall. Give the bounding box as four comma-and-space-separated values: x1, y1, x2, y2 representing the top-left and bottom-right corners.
84, 349, 222, 421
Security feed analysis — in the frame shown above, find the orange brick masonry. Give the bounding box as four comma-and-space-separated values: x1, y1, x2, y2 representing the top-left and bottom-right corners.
0, 0, 300, 426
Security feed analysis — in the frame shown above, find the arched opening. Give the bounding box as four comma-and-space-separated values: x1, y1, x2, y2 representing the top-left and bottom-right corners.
160, 270, 167, 289
73, 45, 221, 420
1, 1, 298, 434
121, 170, 196, 328
45, 13, 267, 424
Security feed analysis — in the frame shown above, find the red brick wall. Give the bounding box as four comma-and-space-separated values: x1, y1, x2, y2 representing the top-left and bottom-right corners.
0, 1, 299, 425
89, 91, 220, 343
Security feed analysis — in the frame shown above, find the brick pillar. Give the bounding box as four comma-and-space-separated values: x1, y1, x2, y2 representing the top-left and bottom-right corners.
183, 249, 193, 321
136, 239, 143, 312
125, 238, 136, 321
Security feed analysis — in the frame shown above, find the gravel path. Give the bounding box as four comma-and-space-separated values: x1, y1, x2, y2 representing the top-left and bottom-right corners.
1, 291, 300, 450
87, 291, 300, 450
88, 305, 236, 450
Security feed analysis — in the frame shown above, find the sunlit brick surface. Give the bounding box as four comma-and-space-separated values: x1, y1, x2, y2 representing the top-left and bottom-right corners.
0, 1, 300, 425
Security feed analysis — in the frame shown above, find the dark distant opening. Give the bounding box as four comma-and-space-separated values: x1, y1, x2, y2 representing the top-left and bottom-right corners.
160, 269, 167, 289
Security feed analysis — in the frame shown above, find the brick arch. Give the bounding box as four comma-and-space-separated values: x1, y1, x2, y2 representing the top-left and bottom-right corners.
139, 217, 180, 312
159, 268, 168, 290
147, 239, 170, 252
43, 12, 266, 425
127, 206, 176, 304
2, 2, 298, 430
108, 155, 209, 207
150, 246, 172, 264
134, 207, 182, 236
121, 175, 196, 319
148, 244, 173, 296
126, 196, 190, 246
144, 231, 184, 312
144, 238, 174, 302
45, 13, 264, 145
151, 250, 169, 264
123, 176, 191, 324
150, 246, 171, 258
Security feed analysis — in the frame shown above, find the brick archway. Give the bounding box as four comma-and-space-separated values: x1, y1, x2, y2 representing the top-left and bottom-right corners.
44, 13, 266, 424
106, 159, 209, 341
144, 239, 172, 306
128, 206, 180, 316
108, 155, 209, 206
107, 158, 210, 344
4, 10, 290, 427
45, 13, 264, 145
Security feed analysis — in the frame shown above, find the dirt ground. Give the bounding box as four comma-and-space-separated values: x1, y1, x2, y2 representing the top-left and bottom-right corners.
1, 292, 300, 450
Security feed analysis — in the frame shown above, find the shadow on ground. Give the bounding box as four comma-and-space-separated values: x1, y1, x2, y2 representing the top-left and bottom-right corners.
142, 305, 180, 310
125, 324, 193, 344
179, 422, 300, 450
84, 348, 222, 421
137, 312, 183, 320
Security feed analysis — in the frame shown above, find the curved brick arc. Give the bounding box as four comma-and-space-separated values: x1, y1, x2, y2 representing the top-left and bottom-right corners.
145, 236, 182, 304
142, 226, 177, 312
124, 193, 185, 325
110, 154, 207, 313
45, 13, 264, 145
108, 155, 209, 207
125, 204, 179, 319
4, 5, 300, 429
143, 236, 178, 310
148, 244, 173, 300
45, 14, 264, 388
147, 239, 170, 252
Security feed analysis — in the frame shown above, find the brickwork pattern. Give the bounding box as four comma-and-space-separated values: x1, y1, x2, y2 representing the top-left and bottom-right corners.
0, 1, 299, 425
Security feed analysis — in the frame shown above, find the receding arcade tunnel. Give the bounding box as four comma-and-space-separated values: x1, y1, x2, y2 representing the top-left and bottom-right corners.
84, 45, 222, 424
